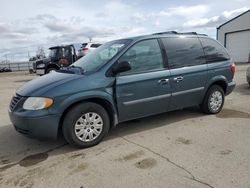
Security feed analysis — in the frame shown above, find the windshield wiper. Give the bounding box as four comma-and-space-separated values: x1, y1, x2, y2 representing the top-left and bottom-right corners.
57, 65, 85, 75
70, 65, 85, 74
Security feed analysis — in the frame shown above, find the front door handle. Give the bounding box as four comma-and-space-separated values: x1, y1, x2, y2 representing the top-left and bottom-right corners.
173, 76, 183, 83
158, 78, 169, 85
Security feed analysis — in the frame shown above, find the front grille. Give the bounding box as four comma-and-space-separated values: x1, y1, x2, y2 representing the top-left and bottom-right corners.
33, 62, 36, 70
9, 94, 22, 111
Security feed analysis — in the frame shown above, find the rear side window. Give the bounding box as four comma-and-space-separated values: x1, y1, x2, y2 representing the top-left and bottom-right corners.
91, 44, 102, 48
119, 39, 164, 75
162, 37, 205, 69
199, 38, 230, 63
81, 43, 88, 48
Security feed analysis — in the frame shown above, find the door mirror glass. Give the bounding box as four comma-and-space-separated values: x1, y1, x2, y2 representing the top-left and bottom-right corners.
112, 61, 131, 75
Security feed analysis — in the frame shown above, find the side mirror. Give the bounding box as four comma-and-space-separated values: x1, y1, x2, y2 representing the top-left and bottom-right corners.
112, 61, 131, 75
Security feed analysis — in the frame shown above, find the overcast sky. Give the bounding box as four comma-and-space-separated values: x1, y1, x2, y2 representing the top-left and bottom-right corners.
0, 0, 249, 60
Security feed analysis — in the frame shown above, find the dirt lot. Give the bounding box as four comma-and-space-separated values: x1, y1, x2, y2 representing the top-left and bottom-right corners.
0, 65, 250, 188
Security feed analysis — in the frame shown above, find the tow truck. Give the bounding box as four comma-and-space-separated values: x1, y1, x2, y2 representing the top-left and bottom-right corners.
33, 45, 77, 75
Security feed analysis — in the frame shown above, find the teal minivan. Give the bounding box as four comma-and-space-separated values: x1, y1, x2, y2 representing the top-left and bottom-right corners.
9, 31, 235, 148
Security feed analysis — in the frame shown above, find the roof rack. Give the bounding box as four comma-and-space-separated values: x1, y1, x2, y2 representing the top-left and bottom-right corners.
152, 31, 207, 36
153, 31, 178, 35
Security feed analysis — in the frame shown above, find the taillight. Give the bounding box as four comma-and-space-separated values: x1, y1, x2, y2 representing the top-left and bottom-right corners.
82, 48, 89, 52
230, 63, 235, 75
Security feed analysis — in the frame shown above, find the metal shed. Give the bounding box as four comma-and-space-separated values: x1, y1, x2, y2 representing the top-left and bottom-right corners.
217, 10, 250, 63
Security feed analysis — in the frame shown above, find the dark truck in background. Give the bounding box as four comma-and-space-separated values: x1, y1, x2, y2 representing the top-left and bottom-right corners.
33, 45, 77, 75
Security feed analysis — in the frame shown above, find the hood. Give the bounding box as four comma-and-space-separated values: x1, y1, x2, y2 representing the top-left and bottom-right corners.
36, 57, 51, 64
17, 72, 81, 97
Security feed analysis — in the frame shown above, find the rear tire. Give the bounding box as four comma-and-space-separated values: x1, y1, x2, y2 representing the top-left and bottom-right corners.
200, 85, 225, 114
62, 102, 110, 148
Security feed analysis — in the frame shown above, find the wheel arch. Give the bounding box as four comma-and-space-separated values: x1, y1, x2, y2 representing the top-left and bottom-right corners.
58, 96, 118, 133
205, 76, 228, 94
45, 63, 60, 72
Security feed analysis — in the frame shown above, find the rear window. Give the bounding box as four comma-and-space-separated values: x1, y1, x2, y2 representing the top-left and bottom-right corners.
162, 37, 206, 69
91, 44, 102, 48
199, 38, 230, 63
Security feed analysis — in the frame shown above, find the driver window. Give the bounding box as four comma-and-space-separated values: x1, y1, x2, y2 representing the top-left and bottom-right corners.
119, 39, 164, 75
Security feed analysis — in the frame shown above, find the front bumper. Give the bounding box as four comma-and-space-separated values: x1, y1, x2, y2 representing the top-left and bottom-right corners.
225, 81, 236, 95
9, 111, 60, 140
36, 68, 45, 75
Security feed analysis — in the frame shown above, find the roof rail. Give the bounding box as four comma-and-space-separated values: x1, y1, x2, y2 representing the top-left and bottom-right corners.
152, 31, 178, 35
180, 32, 197, 35
152, 31, 207, 36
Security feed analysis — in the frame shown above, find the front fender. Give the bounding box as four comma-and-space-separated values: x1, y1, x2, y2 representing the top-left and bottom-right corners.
49, 89, 118, 125
47, 62, 60, 69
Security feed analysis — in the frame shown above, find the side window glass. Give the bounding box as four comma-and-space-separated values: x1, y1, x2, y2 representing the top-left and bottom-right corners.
64, 48, 71, 57
163, 37, 205, 69
200, 38, 230, 63
91, 44, 102, 48
119, 39, 164, 75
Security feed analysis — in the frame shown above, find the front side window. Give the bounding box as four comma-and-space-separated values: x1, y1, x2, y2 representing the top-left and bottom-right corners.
199, 38, 230, 63
91, 44, 102, 48
162, 37, 205, 69
119, 39, 164, 75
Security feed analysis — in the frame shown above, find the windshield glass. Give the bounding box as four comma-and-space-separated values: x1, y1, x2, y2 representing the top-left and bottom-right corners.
49, 48, 58, 58
72, 39, 132, 72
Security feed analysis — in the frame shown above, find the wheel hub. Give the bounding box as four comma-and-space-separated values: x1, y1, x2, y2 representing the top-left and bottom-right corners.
209, 91, 223, 112
74, 112, 103, 142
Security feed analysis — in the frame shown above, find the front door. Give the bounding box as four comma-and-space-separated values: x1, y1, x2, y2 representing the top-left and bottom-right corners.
115, 39, 171, 122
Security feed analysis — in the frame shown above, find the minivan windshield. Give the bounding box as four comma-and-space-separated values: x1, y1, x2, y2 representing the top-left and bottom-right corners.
72, 39, 132, 73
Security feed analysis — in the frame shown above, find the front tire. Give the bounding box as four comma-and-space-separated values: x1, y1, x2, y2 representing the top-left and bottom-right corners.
200, 85, 225, 114
62, 102, 110, 148
46, 67, 58, 74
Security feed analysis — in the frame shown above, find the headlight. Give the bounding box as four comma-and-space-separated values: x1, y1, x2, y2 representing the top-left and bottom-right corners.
23, 97, 53, 110
37, 63, 45, 68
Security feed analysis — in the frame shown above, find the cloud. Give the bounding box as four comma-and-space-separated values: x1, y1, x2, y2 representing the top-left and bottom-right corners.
161, 5, 209, 18
31, 14, 57, 22
130, 13, 147, 23
222, 7, 249, 18
154, 20, 161, 26
183, 7, 249, 28
0, 22, 36, 39
0, 33, 25, 39
95, 12, 109, 18
46, 26, 116, 44
131, 4, 209, 23
44, 22, 72, 32
1, 0, 250, 62
0, 23, 10, 33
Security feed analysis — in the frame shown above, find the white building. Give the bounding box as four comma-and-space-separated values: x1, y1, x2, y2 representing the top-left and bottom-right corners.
217, 10, 250, 63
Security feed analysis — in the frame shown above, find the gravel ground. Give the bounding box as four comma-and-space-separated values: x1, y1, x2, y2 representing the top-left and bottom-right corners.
0, 64, 250, 188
